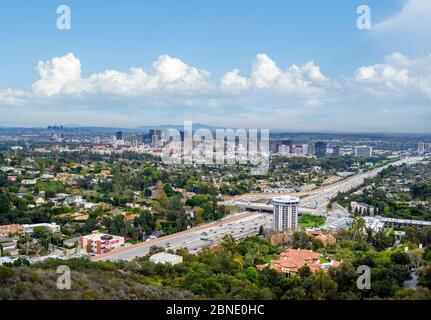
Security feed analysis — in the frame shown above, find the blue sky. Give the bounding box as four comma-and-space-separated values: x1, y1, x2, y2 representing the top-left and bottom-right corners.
0, 0, 430, 132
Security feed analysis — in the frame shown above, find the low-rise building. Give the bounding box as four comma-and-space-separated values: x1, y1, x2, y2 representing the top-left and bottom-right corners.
355, 146, 373, 158
351, 201, 376, 215
270, 249, 322, 275
81, 231, 125, 255
22, 223, 61, 234
0, 257, 15, 266
21, 179, 37, 185
270, 233, 291, 246
41, 173, 55, 179
306, 230, 337, 247
64, 196, 84, 205
365, 216, 431, 231
0, 224, 25, 239
149, 252, 183, 265
100, 170, 112, 178
0, 239, 18, 255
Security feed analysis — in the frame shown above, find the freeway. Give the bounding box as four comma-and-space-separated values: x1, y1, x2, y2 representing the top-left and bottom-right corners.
299, 156, 424, 212
94, 211, 272, 262
227, 157, 424, 214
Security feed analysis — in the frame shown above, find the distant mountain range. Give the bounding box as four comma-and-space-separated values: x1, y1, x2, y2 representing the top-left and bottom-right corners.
0, 123, 227, 134
135, 123, 225, 132
1, 123, 431, 136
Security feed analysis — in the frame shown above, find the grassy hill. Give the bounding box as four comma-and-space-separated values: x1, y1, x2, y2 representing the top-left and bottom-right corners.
0, 265, 195, 300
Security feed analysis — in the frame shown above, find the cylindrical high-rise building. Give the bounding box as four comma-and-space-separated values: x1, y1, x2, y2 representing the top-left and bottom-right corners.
273, 196, 300, 231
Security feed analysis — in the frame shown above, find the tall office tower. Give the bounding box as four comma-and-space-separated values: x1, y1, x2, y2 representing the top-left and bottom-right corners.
425, 143, 431, 154
273, 196, 300, 232
152, 135, 160, 148
270, 141, 279, 154
332, 146, 340, 156
314, 142, 327, 158
115, 131, 123, 141
418, 142, 425, 154
355, 146, 373, 157
131, 137, 138, 148
301, 144, 309, 155
308, 143, 315, 156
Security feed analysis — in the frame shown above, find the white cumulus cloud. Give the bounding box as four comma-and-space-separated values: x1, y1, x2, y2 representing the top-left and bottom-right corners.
375, 0, 431, 33
221, 54, 329, 96
352, 52, 431, 101
32, 53, 82, 96
1, 51, 431, 133
31, 53, 213, 98
0, 89, 27, 106
220, 69, 249, 95
374, 0, 431, 52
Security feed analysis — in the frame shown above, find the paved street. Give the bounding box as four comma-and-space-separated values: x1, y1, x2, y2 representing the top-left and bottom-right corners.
95, 211, 272, 262
300, 157, 424, 212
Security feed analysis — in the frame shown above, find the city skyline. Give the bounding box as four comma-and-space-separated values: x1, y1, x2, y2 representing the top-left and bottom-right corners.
1, 0, 431, 132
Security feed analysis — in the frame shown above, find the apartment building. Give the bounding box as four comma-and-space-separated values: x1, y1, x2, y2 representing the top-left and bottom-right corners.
81, 231, 125, 255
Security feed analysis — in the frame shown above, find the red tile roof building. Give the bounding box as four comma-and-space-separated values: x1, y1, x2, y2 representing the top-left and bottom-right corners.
0, 224, 25, 239
270, 249, 322, 275
270, 233, 292, 246
306, 230, 337, 247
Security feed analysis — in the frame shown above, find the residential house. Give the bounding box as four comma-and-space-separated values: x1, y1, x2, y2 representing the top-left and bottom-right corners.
306, 230, 337, 247
270, 249, 322, 276
21, 179, 37, 185
0, 224, 25, 239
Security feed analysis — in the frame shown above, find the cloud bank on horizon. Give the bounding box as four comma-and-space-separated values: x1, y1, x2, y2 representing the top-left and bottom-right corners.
0, 0, 430, 132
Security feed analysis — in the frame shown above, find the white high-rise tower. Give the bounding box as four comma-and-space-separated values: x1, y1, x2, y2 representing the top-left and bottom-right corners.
418, 142, 425, 154
273, 196, 300, 231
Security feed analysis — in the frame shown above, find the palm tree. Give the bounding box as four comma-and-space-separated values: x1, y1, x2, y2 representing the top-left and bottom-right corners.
350, 217, 366, 241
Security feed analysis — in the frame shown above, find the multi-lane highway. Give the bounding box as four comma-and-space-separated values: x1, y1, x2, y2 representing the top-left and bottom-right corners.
228, 157, 424, 214
95, 211, 272, 262
300, 157, 423, 212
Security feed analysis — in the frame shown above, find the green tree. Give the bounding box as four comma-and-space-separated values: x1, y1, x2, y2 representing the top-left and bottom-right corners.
350, 217, 366, 241
301, 271, 338, 300
259, 225, 265, 236
419, 263, 431, 289
245, 266, 259, 284
390, 251, 411, 266
0, 191, 11, 214
423, 247, 431, 262
292, 231, 312, 249
298, 264, 312, 279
